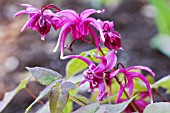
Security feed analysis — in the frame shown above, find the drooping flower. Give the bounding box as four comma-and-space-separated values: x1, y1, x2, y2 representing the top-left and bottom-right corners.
99, 20, 122, 51
65, 51, 117, 101
14, 4, 61, 40
118, 92, 149, 113
52, 9, 105, 59
111, 65, 155, 103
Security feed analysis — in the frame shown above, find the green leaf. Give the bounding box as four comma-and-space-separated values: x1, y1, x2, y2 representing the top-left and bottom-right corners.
72, 102, 100, 113
49, 88, 69, 113
25, 79, 61, 113
0, 78, 28, 112
72, 94, 90, 105
66, 48, 109, 79
97, 95, 137, 113
150, 34, 170, 58
66, 52, 88, 80
36, 101, 50, 113
152, 75, 170, 94
144, 102, 170, 113
26, 67, 62, 85
62, 99, 73, 113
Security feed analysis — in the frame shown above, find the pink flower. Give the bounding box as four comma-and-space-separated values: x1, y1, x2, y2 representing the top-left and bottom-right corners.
14, 4, 61, 40
99, 20, 122, 51
111, 65, 155, 103
52, 9, 105, 59
65, 51, 117, 101
118, 92, 149, 113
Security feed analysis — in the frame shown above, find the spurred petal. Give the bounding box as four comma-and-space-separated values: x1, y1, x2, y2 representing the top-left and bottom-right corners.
88, 26, 101, 53
58, 9, 79, 21
94, 51, 117, 73
97, 81, 108, 101
86, 18, 105, 41
126, 76, 134, 96
14, 10, 28, 17
53, 23, 71, 52
129, 72, 153, 103
80, 9, 104, 20
110, 69, 121, 79
21, 14, 40, 32
20, 3, 32, 7
116, 83, 125, 103
127, 66, 155, 77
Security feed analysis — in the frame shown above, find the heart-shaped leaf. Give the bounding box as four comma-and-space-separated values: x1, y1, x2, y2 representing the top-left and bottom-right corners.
26, 67, 62, 85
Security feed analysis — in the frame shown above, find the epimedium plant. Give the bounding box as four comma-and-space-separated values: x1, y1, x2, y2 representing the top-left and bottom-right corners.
1, 3, 170, 113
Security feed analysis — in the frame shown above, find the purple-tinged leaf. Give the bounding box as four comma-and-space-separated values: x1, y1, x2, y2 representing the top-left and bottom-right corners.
26, 67, 62, 85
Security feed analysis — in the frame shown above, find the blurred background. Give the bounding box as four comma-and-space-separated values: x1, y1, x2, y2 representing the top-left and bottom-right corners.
0, 0, 170, 112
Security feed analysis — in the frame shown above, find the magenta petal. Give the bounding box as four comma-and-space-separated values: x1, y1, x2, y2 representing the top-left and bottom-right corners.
20, 3, 32, 7
80, 9, 97, 20
58, 9, 79, 21
86, 18, 105, 41
126, 76, 134, 96
130, 72, 153, 103
127, 66, 155, 77
88, 26, 101, 53
60, 27, 71, 59
110, 69, 120, 79
104, 50, 117, 70
14, 10, 28, 17
21, 14, 39, 32
94, 51, 117, 73
53, 23, 71, 52
97, 82, 107, 101
116, 83, 125, 103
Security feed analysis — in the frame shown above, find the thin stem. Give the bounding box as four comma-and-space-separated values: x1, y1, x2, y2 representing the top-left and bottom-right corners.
69, 95, 86, 106
25, 88, 45, 105
156, 92, 170, 102
114, 76, 138, 112
103, 74, 111, 104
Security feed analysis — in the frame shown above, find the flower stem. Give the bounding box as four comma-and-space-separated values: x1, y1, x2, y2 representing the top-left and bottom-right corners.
156, 91, 170, 102
25, 88, 45, 105
103, 74, 111, 104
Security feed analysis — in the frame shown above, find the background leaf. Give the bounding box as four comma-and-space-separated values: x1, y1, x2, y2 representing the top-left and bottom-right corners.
26, 67, 62, 85
0, 78, 28, 112
144, 102, 170, 113
152, 75, 170, 94
150, 34, 170, 58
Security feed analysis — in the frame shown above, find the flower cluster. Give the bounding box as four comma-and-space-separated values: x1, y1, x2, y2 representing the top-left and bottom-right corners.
15, 3, 155, 112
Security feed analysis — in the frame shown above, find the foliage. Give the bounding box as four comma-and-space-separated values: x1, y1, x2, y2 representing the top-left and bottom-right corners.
1, 1, 170, 113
